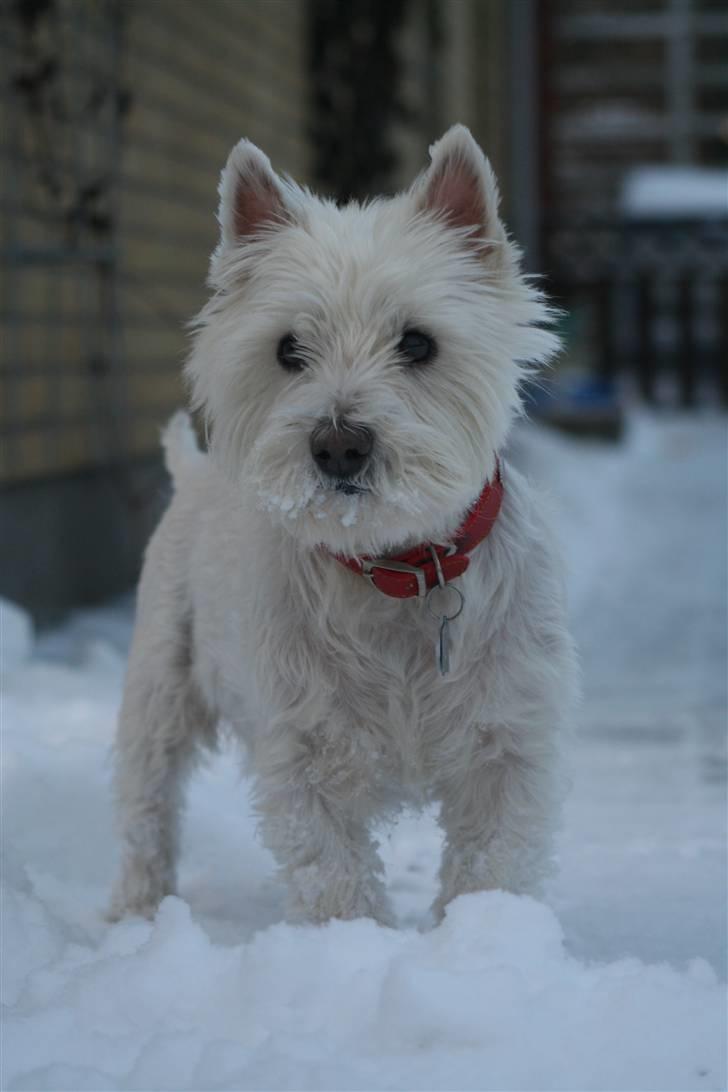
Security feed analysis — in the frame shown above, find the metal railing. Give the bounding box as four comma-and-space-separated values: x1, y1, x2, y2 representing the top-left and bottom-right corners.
547, 217, 728, 407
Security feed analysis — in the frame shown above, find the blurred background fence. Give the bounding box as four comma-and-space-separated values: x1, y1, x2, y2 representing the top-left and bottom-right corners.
1, 0, 726, 619
542, 3, 728, 411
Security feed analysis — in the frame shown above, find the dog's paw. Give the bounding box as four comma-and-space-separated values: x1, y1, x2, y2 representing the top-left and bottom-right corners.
289, 863, 395, 927
105, 893, 163, 923
430, 893, 449, 927
107, 862, 175, 923
359, 896, 397, 929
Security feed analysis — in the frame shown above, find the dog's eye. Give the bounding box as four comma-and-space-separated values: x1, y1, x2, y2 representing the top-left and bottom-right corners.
398, 329, 436, 365
277, 334, 307, 372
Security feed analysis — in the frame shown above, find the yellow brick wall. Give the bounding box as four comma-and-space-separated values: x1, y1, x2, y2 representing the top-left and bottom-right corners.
1, 0, 310, 482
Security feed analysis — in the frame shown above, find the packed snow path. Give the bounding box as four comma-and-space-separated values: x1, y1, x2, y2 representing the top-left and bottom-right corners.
2, 412, 726, 1091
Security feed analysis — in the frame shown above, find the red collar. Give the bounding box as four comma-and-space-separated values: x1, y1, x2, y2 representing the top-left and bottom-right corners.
330, 460, 503, 599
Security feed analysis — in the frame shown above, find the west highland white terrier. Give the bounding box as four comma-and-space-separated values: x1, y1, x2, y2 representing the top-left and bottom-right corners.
109, 125, 578, 927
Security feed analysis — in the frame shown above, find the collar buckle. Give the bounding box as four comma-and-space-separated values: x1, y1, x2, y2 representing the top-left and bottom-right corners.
361, 557, 428, 598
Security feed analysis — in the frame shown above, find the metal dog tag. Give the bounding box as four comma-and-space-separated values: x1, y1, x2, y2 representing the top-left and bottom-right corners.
425, 546, 464, 678
438, 615, 451, 675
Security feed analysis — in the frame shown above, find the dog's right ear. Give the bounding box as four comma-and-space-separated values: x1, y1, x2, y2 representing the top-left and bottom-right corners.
217, 139, 290, 249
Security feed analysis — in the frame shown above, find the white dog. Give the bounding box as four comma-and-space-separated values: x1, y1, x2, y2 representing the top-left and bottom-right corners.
109, 125, 578, 927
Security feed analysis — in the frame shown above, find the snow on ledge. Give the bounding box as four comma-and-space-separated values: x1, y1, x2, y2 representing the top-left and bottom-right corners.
621, 166, 728, 220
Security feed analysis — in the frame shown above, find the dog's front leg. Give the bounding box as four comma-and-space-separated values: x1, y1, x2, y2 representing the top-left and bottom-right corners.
433, 745, 558, 922
254, 726, 394, 926
108, 554, 216, 922
108, 649, 214, 921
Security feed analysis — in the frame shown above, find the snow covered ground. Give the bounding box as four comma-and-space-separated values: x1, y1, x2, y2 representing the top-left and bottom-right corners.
2, 411, 726, 1091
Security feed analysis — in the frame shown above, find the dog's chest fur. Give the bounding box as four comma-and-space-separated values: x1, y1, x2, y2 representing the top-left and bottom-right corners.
168, 456, 551, 812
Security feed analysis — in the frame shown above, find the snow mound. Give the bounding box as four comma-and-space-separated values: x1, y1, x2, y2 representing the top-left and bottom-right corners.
2, 889, 724, 1092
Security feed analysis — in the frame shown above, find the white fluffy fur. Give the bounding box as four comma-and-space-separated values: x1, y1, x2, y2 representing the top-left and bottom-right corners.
109, 126, 578, 926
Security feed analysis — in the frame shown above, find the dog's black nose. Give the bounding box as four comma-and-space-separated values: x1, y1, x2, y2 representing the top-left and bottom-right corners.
310, 420, 373, 480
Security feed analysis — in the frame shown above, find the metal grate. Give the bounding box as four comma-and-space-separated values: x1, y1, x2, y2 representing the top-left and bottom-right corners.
542, 0, 728, 405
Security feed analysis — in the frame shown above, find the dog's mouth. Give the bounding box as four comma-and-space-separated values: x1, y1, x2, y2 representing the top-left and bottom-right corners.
334, 481, 369, 496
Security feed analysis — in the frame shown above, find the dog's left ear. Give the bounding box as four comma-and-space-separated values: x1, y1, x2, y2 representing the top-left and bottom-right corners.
217, 139, 290, 250
414, 125, 508, 261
